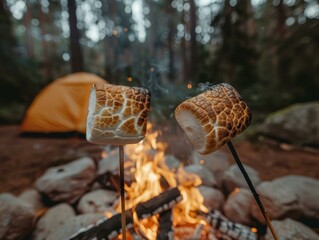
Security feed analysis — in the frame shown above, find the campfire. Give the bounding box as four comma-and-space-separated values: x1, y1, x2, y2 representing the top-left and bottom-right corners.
70, 124, 258, 240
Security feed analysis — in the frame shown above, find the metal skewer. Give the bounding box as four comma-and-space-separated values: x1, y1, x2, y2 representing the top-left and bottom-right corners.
227, 141, 279, 240
119, 145, 126, 240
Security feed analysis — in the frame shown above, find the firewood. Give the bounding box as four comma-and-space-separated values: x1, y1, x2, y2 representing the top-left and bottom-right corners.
68, 187, 182, 240
68, 211, 133, 240
135, 187, 182, 219
203, 210, 258, 240
156, 210, 173, 240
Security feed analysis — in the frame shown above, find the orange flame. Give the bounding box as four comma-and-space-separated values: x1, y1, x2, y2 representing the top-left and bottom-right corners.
115, 123, 207, 239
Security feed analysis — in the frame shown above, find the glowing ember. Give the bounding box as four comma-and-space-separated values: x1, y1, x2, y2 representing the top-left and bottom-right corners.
187, 83, 193, 89
251, 227, 258, 233
114, 123, 208, 239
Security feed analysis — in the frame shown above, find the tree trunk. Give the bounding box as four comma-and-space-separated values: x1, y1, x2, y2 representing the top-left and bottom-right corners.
0, 0, 15, 53
67, 0, 83, 72
112, 0, 118, 71
180, 0, 188, 83
189, 0, 197, 80
167, 0, 175, 82
277, 0, 287, 38
38, 0, 51, 79
24, 0, 34, 58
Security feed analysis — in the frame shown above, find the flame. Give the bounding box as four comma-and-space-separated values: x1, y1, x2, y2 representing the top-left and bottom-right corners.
114, 123, 207, 239
101, 149, 107, 159
103, 210, 114, 218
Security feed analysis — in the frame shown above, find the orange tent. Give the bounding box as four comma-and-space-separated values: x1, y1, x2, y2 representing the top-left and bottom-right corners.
21, 72, 107, 135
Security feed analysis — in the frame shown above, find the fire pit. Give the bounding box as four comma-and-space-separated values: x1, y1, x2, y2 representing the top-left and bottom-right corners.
68, 124, 258, 240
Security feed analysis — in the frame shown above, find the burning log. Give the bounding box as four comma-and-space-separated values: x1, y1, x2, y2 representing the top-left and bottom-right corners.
191, 223, 204, 240
68, 211, 134, 240
135, 187, 182, 219
156, 210, 173, 240
68, 188, 182, 240
203, 210, 258, 240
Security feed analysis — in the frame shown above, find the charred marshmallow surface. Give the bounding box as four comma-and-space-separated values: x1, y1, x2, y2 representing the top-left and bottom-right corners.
175, 83, 251, 155
86, 82, 151, 145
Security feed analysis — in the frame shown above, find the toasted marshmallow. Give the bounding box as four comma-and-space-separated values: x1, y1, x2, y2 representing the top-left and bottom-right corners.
175, 83, 251, 154
86, 82, 151, 145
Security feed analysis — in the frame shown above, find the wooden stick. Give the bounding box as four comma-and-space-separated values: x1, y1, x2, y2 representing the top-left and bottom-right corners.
227, 141, 279, 240
119, 145, 126, 240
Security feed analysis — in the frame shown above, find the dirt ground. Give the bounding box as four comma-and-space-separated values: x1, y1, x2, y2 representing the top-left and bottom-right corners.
0, 125, 318, 195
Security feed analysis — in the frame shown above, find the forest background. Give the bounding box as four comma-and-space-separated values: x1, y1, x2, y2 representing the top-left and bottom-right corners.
0, 0, 318, 124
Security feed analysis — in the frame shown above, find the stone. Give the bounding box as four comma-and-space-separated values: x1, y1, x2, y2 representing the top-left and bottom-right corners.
46, 213, 106, 240
33, 203, 75, 240
184, 164, 217, 187
19, 188, 46, 212
192, 150, 230, 187
97, 151, 120, 175
221, 164, 261, 194
0, 193, 35, 240
251, 175, 319, 223
77, 189, 118, 214
264, 218, 319, 240
159, 154, 181, 171
198, 186, 224, 211
97, 151, 135, 185
90, 181, 103, 191
35, 157, 96, 204
261, 102, 319, 146
224, 188, 254, 226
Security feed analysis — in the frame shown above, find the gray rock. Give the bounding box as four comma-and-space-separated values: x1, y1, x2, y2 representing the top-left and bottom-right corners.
160, 154, 180, 171
224, 188, 254, 226
0, 193, 35, 240
97, 151, 120, 175
90, 181, 103, 191
97, 151, 135, 184
46, 213, 106, 240
77, 189, 118, 214
19, 188, 45, 212
198, 186, 224, 211
184, 165, 217, 187
261, 102, 319, 146
251, 175, 319, 223
222, 164, 261, 193
35, 157, 96, 204
33, 203, 75, 240
264, 218, 319, 240
192, 150, 230, 187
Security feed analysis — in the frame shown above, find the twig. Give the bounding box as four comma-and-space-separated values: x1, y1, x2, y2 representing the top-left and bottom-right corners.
227, 141, 279, 240
119, 145, 126, 240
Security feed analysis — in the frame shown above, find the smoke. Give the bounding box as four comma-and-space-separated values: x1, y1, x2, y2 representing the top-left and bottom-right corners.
145, 65, 169, 96
196, 82, 218, 93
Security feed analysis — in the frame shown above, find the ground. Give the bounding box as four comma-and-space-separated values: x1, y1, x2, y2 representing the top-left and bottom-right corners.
0, 125, 318, 195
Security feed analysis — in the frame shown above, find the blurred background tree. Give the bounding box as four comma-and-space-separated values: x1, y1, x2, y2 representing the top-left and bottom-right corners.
0, 0, 318, 123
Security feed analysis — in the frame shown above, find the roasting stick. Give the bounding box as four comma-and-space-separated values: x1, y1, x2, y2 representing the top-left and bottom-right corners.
175, 83, 279, 240
119, 145, 126, 240
86, 83, 151, 240
227, 141, 278, 240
